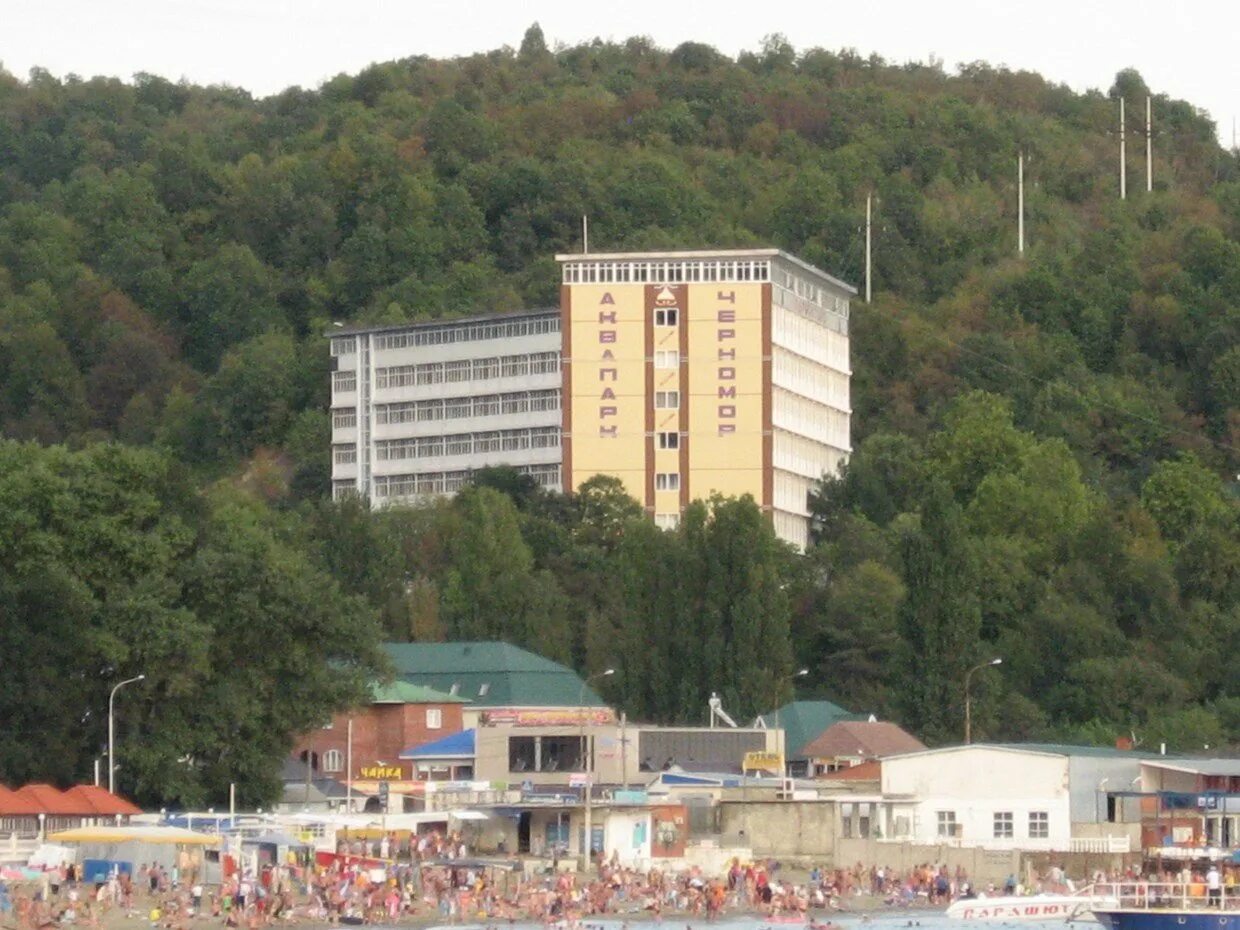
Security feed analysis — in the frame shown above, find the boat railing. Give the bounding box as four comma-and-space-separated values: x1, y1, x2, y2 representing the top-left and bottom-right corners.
1080, 881, 1233, 911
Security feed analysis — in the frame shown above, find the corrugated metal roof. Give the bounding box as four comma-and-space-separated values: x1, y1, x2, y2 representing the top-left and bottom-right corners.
383, 642, 606, 709
1143, 759, 1240, 776
0, 784, 140, 816
369, 681, 468, 704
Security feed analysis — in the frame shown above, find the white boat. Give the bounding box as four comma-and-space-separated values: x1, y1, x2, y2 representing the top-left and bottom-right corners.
946, 892, 1119, 922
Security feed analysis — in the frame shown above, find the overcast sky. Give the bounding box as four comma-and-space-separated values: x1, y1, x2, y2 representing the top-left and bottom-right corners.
3, 0, 1237, 144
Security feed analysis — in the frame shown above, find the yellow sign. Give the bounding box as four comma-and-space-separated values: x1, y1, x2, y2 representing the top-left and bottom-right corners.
566, 284, 647, 499
359, 765, 403, 779
687, 283, 766, 504
742, 751, 784, 774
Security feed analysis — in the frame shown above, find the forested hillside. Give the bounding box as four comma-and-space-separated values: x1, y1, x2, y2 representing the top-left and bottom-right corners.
1, 27, 1238, 803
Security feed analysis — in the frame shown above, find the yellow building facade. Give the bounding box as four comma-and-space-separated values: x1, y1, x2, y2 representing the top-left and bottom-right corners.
559, 250, 853, 549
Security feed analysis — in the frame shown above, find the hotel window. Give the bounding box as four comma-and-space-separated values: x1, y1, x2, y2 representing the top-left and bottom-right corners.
655, 391, 680, 409
654, 350, 678, 368
322, 749, 344, 773
332, 409, 356, 429
993, 811, 1014, 839
655, 308, 678, 327
657, 431, 680, 450
936, 810, 957, 837
1029, 811, 1049, 839
426, 708, 443, 729
332, 371, 356, 392
655, 473, 680, 492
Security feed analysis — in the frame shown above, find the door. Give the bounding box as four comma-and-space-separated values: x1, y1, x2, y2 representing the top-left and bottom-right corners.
518, 811, 531, 853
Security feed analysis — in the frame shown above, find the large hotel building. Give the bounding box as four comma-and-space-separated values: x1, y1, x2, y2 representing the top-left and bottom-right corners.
330, 249, 854, 549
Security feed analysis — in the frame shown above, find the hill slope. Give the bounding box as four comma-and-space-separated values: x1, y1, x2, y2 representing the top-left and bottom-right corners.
0, 29, 1237, 797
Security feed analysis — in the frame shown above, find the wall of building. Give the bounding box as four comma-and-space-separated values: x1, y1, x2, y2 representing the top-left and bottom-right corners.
559, 251, 854, 547
292, 702, 465, 783
472, 724, 779, 788
1066, 755, 1145, 824
835, 839, 1024, 886
718, 800, 839, 860
881, 749, 1072, 851
330, 314, 563, 502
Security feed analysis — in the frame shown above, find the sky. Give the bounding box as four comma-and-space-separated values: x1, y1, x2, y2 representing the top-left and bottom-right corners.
2, 0, 1237, 144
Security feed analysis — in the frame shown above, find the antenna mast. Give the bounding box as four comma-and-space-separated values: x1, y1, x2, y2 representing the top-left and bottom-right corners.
1018, 151, 1025, 256
864, 193, 873, 303
1146, 96, 1153, 193
1119, 98, 1127, 201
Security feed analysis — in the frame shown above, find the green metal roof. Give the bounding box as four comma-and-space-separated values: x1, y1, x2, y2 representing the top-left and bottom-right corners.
369, 681, 468, 704
382, 642, 606, 709
992, 742, 1168, 759
760, 700, 864, 758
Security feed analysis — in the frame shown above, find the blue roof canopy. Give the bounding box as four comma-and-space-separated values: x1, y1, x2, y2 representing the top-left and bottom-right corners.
400, 728, 476, 760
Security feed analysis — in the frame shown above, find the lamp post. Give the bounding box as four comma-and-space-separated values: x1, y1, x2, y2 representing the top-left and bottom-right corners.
772, 669, 808, 775
579, 668, 614, 873
963, 658, 1001, 745
108, 674, 146, 795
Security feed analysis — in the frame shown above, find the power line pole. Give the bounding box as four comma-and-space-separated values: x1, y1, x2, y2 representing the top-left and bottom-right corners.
864, 192, 873, 303
1018, 151, 1025, 256
1146, 96, 1153, 193
1119, 97, 1127, 201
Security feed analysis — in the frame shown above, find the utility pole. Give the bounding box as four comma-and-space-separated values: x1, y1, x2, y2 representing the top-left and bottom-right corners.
582, 215, 589, 254
578, 669, 613, 873
1018, 152, 1025, 256
1119, 97, 1127, 201
1146, 96, 1153, 193
864, 193, 873, 303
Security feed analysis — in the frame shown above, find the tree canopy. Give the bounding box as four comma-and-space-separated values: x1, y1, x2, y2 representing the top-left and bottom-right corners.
0, 33, 1238, 801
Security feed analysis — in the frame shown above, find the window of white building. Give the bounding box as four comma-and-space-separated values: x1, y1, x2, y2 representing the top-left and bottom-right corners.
993, 811, 1014, 839
1029, 811, 1049, 839
937, 810, 958, 837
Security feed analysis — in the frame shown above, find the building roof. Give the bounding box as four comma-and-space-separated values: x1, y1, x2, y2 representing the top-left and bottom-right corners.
801, 721, 926, 760
993, 742, 1166, 760
756, 700, 864, 758
554, 248, 858, 295
280, 759, 351, 800
0, 784, 140, 816
369, 681, 468, 705
329, 308, 558, 338
400, 729, 476, 760
1141, 759, 1240, 777
382, 642, 607, 709
820, 760, 883, 782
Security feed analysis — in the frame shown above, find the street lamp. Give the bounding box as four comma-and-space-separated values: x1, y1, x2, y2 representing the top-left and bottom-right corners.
963, 658, 1001, 745
579, 668, 614, 873
772, 669, 809, 765
108, 674, 146, 795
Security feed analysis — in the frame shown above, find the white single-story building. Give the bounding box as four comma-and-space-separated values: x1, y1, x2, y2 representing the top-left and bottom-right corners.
878, 745, 1072, 850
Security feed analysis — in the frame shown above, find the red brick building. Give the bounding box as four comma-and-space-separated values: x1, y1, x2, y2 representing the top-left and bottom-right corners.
291, 682, 467, 789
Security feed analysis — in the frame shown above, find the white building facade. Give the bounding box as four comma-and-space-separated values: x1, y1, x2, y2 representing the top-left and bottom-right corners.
329, 311, 563, 503
879, 746, 1072, 851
